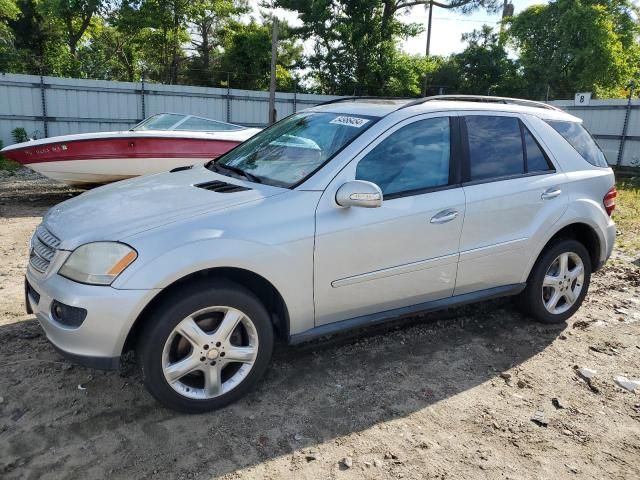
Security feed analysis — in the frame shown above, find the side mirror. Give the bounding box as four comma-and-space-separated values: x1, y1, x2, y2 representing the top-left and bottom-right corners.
335, 180, 383, 208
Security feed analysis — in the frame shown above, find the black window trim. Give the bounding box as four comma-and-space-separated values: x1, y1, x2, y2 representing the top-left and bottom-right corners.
460, 114, 556, 186
357, 116, 463, 201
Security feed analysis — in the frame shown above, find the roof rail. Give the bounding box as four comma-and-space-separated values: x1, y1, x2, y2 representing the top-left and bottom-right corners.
400, 95, 562, 112
315, 96, 413, 107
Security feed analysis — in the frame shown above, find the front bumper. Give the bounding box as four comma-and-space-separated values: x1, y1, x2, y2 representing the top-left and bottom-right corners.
26, 268, 157, 370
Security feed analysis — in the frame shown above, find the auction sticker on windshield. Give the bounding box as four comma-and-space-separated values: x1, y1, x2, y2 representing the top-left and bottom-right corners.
329, 116, 370, 128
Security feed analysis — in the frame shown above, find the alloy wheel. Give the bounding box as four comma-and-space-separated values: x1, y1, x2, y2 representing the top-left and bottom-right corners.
161, 306, 259, 400
541, 252, 584, 315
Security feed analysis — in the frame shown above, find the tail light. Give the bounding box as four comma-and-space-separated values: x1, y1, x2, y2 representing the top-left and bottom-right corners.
603, 187, 617, 216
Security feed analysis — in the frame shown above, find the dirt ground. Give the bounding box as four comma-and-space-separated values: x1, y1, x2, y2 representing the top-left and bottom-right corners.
1, 171, 639, 480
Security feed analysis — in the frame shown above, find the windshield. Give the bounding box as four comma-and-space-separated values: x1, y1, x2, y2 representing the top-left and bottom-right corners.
133, 114, 185, 131
133, 113, 244, 132
210, 112, 378, 187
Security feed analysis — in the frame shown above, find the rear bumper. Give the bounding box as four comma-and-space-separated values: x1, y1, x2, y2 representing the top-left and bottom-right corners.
598, 221, 616, 270
26, 268, 157, 369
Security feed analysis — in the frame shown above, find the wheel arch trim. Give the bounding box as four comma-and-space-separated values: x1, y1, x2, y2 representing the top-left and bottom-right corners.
121, 266, 291, 356
521, 215, 606, 283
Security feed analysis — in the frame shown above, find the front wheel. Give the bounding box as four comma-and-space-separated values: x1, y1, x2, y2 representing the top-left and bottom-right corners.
519, 239, 592, 324
138, 280, 274, 413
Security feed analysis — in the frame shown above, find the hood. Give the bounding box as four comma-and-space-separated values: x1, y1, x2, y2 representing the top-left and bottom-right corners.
43, 166, 284, 249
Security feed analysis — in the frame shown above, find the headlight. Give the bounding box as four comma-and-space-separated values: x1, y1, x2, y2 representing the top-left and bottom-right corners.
59, 242, 137, 285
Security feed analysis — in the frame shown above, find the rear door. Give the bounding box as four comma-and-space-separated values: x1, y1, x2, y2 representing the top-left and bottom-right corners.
454, 112, 569, 295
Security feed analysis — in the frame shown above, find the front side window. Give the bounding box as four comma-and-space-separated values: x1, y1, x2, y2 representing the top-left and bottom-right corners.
212, 112, 377, 187
356, 117, 451, 197
466, 116, 524, 181
545, 120, 608, 167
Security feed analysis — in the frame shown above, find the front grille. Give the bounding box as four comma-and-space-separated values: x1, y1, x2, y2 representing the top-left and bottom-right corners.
29, 225, 60, 273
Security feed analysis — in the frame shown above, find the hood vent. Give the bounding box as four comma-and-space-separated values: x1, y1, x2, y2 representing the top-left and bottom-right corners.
195, 180, 251, 193
170, 165, 194, 173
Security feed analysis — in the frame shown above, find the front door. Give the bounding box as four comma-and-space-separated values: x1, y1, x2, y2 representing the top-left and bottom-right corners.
313, 114, 465, 325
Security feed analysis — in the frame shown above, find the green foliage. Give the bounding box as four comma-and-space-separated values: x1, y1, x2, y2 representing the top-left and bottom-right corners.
614, 177, 640, 255
219, 19, 302, 90
452, 25, 523, 96
11, 127, 29, 143
278, 0, 424, 95
1, 0, 638, 99
0, 0, 20, 70
0, 138, 21, 172
507, 0, 640, 98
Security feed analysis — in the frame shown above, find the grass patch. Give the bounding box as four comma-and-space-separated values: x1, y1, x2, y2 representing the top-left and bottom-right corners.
615, 176, 640, 256
0, 156, 21, 172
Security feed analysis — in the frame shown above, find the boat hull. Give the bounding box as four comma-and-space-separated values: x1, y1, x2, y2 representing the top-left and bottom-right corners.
2, 135, 245, 186
24, 157, 213, 186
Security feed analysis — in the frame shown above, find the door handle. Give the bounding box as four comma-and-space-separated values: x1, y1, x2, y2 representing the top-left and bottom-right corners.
541, 188, 562, 200
430, 209, 459, 224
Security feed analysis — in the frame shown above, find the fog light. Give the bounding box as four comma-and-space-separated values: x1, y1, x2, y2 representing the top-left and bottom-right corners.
51, 300, 87, 328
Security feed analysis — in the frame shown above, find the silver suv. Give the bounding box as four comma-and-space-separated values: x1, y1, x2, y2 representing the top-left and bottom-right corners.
25, 96, 617, 412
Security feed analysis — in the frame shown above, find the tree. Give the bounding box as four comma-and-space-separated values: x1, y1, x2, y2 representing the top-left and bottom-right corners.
276, 0, 501, 95
507, 0, 640, 98
219, 19, 302, 90
41, 0, 104, 57
186, 0, 247, 85
0, 0, 20, 69
6, 0, 72, 75
453, 25, 522, 96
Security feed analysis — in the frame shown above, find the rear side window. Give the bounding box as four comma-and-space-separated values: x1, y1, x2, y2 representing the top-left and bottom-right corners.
464, 115, 554, 181
545, 120, 608, 167
465, 116, 524, 181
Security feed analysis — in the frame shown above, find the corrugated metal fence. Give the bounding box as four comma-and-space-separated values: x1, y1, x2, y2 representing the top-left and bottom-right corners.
0, 73, 338, 147
1, 73, 638, 167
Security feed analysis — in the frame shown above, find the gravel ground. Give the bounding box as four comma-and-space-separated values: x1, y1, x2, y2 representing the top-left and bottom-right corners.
1, 170, 639, 480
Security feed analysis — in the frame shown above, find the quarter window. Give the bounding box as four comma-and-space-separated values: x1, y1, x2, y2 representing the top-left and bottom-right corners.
356, 117, 450, 197
522, 127, 552, 172
466, 116, 524, 181
545, 120, 608, 167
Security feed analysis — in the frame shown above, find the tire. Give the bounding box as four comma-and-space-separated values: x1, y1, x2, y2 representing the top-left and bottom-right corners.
519, 239, 592, 324
137, 279, 274, 413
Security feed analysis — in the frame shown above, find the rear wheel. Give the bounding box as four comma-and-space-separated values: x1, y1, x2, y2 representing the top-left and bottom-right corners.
138, 280, 274, 413
519, 239, 591, 324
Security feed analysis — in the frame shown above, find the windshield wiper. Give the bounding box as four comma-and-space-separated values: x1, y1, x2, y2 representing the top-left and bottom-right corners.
213, 163, 263, 184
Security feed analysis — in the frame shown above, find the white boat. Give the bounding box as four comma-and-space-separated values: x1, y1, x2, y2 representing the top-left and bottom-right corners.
1, 113, 261, 186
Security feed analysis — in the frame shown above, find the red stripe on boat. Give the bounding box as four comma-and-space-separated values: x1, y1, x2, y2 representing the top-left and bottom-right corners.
4, 137, 240, 165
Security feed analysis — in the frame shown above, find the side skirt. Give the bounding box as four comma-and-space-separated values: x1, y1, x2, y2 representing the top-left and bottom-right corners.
289, 283, 526, 345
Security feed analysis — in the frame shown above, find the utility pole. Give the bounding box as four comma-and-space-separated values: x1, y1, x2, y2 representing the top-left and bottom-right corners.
422, 0, 434, 97
617, 80, 636, 166
499, 0, 514, 44
425, 0, 434, 56
268, 18, 279, 125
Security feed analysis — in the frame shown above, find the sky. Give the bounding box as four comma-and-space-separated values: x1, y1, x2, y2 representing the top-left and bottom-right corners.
251, 0, 550, 57
399, 0, 549, 56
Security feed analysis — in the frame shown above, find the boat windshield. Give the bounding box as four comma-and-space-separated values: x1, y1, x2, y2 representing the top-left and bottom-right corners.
132, 113, 244, 132
210, 111, 378, 188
